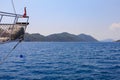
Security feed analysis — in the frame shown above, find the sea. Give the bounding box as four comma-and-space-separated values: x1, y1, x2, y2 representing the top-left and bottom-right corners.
0, 42, 120, 80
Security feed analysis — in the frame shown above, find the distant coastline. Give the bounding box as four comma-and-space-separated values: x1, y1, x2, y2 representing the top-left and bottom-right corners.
24, 32, 120, 42
24, 32, 98, 42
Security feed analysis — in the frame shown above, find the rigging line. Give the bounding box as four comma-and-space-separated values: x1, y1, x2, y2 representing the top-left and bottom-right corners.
0, 41, 21, 64
11, 0, 16, 14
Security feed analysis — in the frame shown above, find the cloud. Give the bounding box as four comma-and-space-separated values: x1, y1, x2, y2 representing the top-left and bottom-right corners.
110, 22, 120, 30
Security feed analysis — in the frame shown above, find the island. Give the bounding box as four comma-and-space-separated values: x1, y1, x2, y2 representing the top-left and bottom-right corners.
24, 32, 98, 42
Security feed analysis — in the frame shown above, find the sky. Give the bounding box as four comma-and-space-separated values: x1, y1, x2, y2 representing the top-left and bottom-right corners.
0, 0, 120, 40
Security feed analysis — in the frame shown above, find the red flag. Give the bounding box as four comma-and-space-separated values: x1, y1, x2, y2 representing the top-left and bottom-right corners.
23, 7, 27, 18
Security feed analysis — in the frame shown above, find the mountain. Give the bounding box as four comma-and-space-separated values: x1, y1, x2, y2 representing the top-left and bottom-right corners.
78, 34, 98, 42
24, 32, 98, 42
116, 40, 120, 42
45, 32, 84, 42
24, 33, 45, 41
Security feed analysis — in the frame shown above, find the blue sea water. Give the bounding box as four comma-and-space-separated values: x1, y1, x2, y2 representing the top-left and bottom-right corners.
0, 42, 120, 80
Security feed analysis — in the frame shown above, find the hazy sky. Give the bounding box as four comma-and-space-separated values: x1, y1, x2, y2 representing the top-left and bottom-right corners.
0, 0, 120, 40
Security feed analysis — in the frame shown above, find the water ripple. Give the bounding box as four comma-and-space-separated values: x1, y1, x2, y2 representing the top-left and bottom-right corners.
0, 42, 120, 80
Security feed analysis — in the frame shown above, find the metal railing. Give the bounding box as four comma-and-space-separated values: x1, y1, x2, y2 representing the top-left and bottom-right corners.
0, 11, 29, 43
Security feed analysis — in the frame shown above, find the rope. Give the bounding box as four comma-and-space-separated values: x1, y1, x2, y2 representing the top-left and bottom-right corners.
0, 40, 21, 64
0, 0, 29, 64
11, 0, 16, 14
